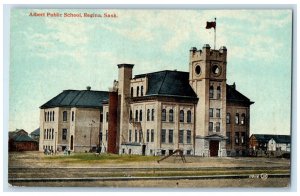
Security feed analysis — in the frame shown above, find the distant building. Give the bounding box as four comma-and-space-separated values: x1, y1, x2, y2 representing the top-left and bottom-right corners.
30, 128, 40, 142
39, 44, 254, 156
249, 134, 291, 152
9, 129, 38, 151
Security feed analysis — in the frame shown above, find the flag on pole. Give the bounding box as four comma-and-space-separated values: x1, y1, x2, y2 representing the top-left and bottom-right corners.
206, 21, 216, 29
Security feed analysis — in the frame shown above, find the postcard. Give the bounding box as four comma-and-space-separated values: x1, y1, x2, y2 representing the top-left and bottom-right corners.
8, 8, 292, 188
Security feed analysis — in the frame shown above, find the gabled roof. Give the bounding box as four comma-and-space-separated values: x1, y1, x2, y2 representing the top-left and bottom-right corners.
227, 84, 254, 105
30, 128, 40, 136
40, 90, 109, 109
251, 134, 291, 144
134, 70, 197, 98
13, 134, 36, 142
9, 129, 28, 139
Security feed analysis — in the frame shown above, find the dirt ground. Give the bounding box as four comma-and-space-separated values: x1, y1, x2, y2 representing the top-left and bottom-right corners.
7, 151, 291, 188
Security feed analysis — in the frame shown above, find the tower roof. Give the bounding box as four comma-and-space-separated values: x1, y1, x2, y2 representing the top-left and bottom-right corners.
134, 70, 198, 99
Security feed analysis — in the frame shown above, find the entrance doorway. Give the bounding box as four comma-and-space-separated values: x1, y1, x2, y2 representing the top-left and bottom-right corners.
209, 140, 219, 157
142, 145, 146, 156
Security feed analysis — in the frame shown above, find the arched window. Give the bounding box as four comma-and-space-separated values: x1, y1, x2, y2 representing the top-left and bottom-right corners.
151, 109, 155, 121
147, 109, 150, 121
44, 129, 46, 139
135, 110, 138, 122
63, 111, 67, 121
169, 109, 174, 122
139, 110, 143, 121
50, 112, 52, 122
209, 86, 214, 99
51, 128, 54, 139
235, 113, 239, 124
130, 87, 133, 97
187, 110, 191, 123
137, 86, 140, 97
52, 111, 55, 121
47, 111, 50, 121
241, 113, 246, 125
226, 113, 231, 124
162, 109, 166, 121
141, 86, 144, 96
130, 110, 133, 121
44, 112, 47, 122
71, 111, 74, 122
180, 110, 184, 122
217, 86, 221, 99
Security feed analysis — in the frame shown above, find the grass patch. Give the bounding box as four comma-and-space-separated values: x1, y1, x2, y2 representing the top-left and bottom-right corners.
44, 153, 160, 163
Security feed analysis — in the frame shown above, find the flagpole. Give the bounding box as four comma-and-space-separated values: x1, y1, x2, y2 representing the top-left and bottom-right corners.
214, 17, 216, 50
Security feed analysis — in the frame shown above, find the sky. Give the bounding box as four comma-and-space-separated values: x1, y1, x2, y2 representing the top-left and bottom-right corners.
9, 9, 292, 135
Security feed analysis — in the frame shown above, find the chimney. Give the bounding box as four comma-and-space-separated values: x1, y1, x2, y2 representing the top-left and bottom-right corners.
86, 86, 91, 91
232, 82, 236, 90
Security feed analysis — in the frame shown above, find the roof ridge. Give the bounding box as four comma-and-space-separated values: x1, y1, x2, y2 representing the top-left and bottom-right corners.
157, 71, 168, 94
72, 91, 87, 106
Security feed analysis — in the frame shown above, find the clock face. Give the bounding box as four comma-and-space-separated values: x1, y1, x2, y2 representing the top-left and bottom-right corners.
211, 64, 222, 76
195, 64, 201, 76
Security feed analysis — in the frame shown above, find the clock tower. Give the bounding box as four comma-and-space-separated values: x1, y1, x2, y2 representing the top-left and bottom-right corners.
189, 44, 227, 157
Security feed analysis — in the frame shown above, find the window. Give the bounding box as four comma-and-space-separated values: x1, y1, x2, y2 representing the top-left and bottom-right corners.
139, 130, 142, 143
161, 129, 166, 143
146, 129, 150, 142
137, 86, 139, 97
179, 130, 184, 143
216, 122, 220, 132
52, 111, 55, 121
169, 109, 174, 122
217, 86, 221, 99
46, 129, 49, 139
129, 130, 132, 142
100, 113, 103, 122
151, 109, 155, 121
226, 132, 231, 144
241, 113, 245, 125
186, 150, 191, 155
147, 109, 150, 121
151, 129, 154, 142
235, 132, 239, 144
131, 87, 133, 97
209, 86, 214, 99
241, 132, 245, 144
62, 129, 67, 140
209, 122, 213, 131
100, 132, 103, 143
44, 112, 47, 122
106, 130, 108, 141
106, 112, 109, 122
130, 110, 133, 121
44, 129, 46, 139
51, 129, 54, 139
141, 86, 144, 96
180, 110, 184, 122
187, 110, 191, 123
187, 130, 191, 144
162, 109, 166, 121
235, 113, 239, 124
169, 130, 173, 143
47, 111, 50, 122
161, 150, 166, 155
135, 110, 138, 122
139, 110, 143, 121
226, 113, 231, 124
216, 109, 220, 118
50, 112, 52, 122
63, 111, 67, 121
209, 108, 213, 117
71, 111, 74, 122
135, 130, 138, 142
